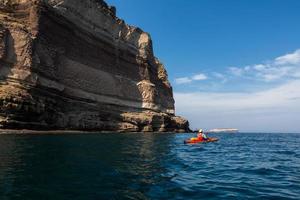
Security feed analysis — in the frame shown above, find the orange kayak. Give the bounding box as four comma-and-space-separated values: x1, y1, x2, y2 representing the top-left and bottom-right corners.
184, 137, 219, 144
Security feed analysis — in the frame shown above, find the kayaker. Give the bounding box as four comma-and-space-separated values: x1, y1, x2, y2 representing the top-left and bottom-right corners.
197, 129, 208, 140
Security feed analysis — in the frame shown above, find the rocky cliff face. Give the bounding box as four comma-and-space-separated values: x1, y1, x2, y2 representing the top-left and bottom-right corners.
0, 0, 190, 132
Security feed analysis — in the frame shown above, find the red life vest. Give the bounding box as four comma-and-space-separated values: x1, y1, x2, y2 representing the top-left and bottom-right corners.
197, 134, 204, 141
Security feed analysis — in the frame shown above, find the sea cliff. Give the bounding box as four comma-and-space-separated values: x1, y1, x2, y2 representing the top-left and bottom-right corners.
0, 0, 190, 132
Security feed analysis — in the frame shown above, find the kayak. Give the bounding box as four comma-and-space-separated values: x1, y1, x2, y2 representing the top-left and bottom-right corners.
184, 137, 219, 144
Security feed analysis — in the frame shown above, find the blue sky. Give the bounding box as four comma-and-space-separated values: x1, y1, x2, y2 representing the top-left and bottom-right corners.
106, 0, 300, 133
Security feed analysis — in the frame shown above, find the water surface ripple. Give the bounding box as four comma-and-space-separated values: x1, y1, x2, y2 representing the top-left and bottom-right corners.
0, 133, 299, 199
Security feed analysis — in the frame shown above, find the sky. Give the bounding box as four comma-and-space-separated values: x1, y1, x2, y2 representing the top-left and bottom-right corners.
106, 0, 300, 133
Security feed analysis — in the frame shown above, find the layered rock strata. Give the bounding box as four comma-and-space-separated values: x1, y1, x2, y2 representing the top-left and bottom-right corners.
0, 0, 190, 132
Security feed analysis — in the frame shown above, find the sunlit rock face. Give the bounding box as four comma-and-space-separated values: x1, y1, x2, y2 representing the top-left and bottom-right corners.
0, 0, 190, 132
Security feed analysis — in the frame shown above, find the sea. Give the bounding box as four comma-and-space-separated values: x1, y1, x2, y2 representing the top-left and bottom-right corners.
0, 132, 299, 200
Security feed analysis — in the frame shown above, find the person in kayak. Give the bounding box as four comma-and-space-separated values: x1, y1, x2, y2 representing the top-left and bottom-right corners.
197, 129, 208, 141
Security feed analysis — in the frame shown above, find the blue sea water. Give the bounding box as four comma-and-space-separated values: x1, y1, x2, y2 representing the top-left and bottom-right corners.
0, 133, 299, 200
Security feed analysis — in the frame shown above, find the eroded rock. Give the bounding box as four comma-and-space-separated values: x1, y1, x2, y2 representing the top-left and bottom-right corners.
0, 0, 190, 132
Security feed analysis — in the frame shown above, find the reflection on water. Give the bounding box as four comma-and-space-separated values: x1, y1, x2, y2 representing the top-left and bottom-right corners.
0, 133, 300, 199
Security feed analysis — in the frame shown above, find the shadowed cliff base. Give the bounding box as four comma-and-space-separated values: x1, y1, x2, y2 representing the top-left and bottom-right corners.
0, 0, 190, 132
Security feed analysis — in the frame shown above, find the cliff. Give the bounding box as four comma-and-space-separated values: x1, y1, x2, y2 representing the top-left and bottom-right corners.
0, 0, 190, 132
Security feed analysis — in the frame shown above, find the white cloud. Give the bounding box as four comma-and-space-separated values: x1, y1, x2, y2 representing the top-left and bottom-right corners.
192, 73, 207, 81
175, 49, 300, 86
175, 77, 192, 84
175, 73, 208, 84
229, 67, 244, 76
175, 80, 300, 132
228, 49, 300, 82
212, 72, 224, 79
244, 65, 251, 71
275, 49, 300, 65
173, 49, 300, 132
292, 71, 300, 78
257, 66, 293, 81
176, 81, 300, 110
253, 64, 267, 71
